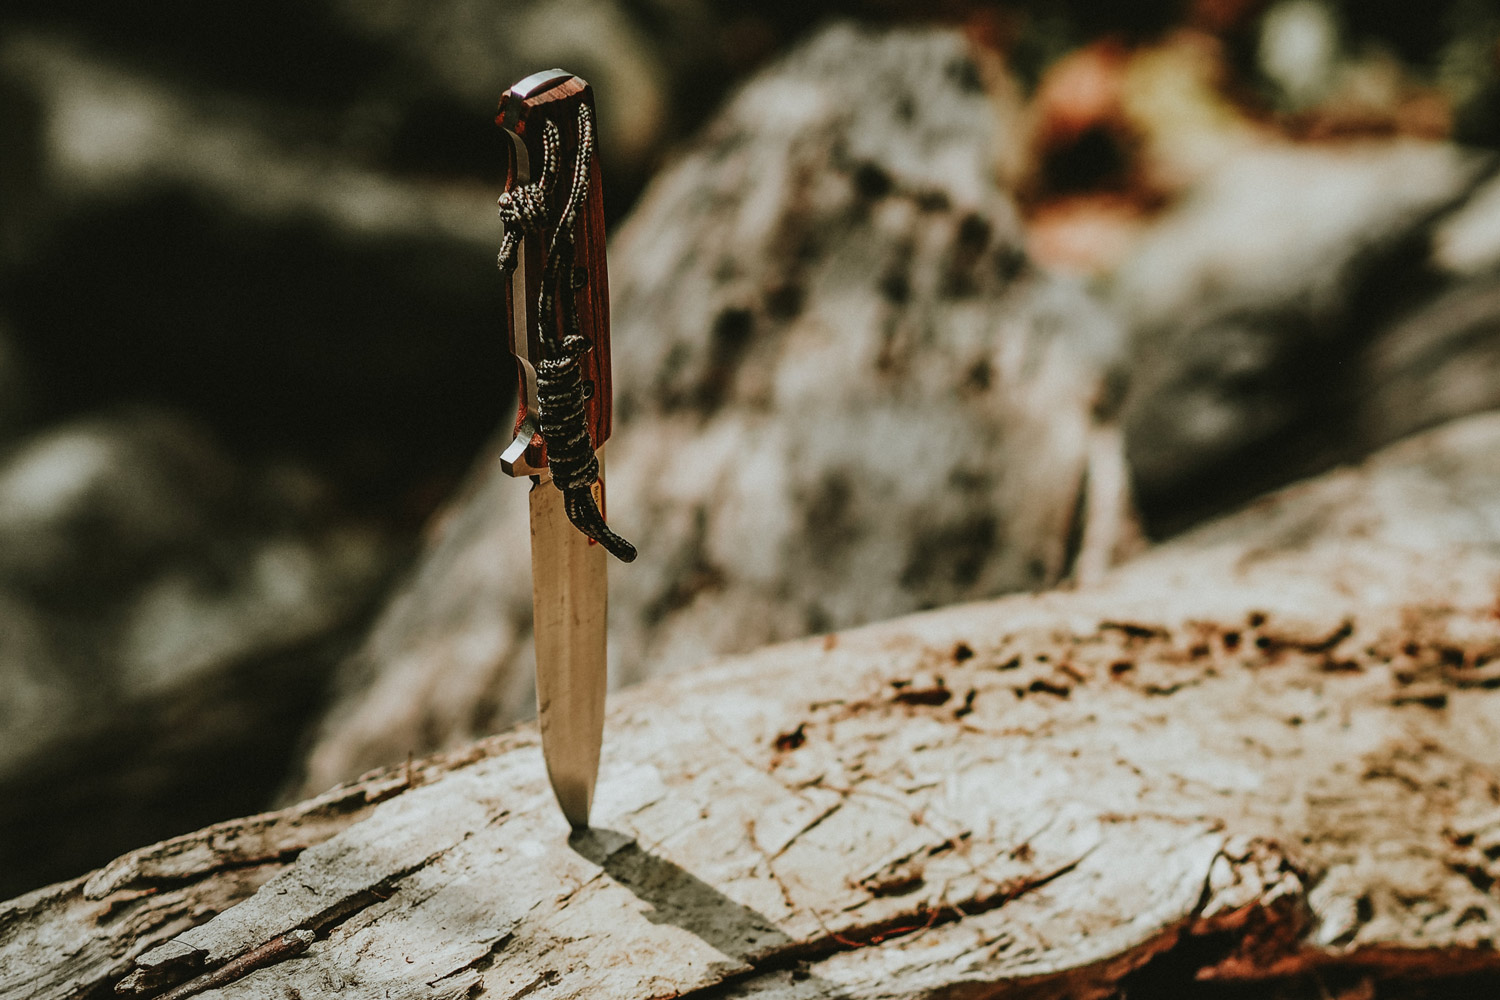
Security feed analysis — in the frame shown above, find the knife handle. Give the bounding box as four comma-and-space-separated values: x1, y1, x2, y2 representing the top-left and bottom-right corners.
496, 71, 612, 477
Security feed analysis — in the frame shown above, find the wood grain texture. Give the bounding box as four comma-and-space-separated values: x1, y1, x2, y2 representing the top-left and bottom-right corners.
8, 411, 1500, 999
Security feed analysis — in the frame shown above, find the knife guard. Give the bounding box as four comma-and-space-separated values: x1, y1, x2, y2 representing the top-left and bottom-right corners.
497, 71, 612, 477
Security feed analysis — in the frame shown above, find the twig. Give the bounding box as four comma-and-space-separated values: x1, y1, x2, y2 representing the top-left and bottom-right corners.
152, 930, 316, 1000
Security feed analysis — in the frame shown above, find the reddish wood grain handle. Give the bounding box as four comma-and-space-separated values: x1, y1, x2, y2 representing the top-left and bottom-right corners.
496, 71, 611, 475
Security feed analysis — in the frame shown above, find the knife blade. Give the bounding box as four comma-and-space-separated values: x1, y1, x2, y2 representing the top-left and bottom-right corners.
528, 468, 607, 825
494, 70, 635, 828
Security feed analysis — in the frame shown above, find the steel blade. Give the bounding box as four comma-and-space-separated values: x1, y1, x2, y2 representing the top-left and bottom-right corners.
530, 466, 607, 828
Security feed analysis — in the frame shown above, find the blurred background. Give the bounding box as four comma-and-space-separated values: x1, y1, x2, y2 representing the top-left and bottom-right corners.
2, 0, 1499, 899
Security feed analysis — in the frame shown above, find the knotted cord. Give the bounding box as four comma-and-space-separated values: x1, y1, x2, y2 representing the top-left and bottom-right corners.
495, 119, 560, 274
498, 104, 636, 563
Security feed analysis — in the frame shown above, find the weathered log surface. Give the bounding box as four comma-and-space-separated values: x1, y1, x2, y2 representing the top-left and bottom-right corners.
297, 25, 1124, 793
9, 411, 1500, 999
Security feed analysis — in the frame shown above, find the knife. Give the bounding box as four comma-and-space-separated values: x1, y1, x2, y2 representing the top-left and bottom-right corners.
494, 70, 636, 829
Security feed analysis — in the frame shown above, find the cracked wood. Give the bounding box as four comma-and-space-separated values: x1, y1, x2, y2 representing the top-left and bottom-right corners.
5, 413, 1500, 997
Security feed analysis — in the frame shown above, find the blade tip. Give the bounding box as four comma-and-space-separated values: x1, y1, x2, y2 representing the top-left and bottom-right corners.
556, 787, 593, 830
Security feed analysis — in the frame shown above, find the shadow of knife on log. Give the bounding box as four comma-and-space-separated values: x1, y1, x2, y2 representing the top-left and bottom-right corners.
569, 828, 858, 996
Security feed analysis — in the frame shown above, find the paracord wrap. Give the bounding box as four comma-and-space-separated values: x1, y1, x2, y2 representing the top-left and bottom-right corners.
498, 105, 636, 563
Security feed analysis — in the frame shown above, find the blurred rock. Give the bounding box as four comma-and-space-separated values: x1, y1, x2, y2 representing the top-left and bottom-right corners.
0, 322, 28, 443
2, 0, 824, 227
1357, 273, 1500, 455
1115, 140, 1489, 534
1364, 168, 1500, 442
0, 409, 237, 592
329, 0, 673, 179
0, 407, 394, 897
0, 33, 511, 509
296, 24, 1126, 793
1433, 167, 1500, 277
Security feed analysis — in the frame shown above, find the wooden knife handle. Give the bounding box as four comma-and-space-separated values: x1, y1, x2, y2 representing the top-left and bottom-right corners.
496, 70, 611, 475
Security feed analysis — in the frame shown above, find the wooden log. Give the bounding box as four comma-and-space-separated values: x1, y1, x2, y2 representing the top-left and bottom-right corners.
8, 411, 1500, 998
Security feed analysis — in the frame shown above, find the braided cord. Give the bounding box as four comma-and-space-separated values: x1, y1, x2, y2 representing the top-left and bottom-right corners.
500, 104, 635, 563
496, 119, 560, 273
